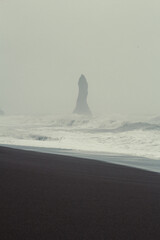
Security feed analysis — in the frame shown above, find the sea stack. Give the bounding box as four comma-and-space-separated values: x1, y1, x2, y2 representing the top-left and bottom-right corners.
73, 74, 92, 116
0, 109, 4, 115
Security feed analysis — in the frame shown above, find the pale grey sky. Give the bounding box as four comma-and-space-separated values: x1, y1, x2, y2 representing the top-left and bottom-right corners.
0, 0, 160, 115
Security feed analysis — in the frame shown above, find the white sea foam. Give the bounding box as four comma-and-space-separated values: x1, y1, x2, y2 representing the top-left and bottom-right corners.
0, 114, 160, 161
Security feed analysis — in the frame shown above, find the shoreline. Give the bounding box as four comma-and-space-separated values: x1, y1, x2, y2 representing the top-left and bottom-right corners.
1, 143, 160, 173
1, 146, 160, 239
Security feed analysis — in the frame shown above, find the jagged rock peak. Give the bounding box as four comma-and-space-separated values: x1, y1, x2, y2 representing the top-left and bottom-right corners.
73, 74, 92, 116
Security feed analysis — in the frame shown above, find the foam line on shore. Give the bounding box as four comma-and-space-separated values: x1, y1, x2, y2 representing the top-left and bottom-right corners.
1, 144, 160, 173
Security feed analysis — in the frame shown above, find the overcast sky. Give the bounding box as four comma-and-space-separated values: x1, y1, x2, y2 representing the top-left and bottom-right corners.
0, 0, 160, 115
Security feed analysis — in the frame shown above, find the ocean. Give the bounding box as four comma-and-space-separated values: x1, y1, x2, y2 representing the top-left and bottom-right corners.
0, 114, 160, 172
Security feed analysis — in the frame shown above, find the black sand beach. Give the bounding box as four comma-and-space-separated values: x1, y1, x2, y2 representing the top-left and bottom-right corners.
0, 146, 160, 240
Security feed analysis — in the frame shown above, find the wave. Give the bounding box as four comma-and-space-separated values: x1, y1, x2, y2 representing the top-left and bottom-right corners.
26, 134, 62, 142
117, 121, 160, 132
85, 121, 160, 133
48, 115, 160, 133
1, 114, 160, 134
29, 135, 52, 141
0, 114, 160, 160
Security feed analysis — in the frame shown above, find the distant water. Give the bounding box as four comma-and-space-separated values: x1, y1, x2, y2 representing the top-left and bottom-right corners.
0, 114, 160, 161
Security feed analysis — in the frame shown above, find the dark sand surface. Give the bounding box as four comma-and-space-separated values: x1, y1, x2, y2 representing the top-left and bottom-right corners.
0, 146, 160, 240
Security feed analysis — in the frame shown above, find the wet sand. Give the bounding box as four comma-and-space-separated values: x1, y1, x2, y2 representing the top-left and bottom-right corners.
0, 146, 160, 240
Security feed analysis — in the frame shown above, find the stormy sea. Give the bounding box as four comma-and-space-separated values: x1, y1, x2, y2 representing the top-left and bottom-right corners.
0, 114, 160, 173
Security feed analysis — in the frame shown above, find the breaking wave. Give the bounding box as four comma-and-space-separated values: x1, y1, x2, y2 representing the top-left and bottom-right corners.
85, 122, 160, 133
47, 115, 160, 133
0, 114, 160, 160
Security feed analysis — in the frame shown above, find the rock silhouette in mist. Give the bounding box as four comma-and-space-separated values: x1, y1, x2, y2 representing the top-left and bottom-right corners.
0, 109, 4, 115
73, 75, 92, 116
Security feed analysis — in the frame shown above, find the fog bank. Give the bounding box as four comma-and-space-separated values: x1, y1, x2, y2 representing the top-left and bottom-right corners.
0, 0, 160, 115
